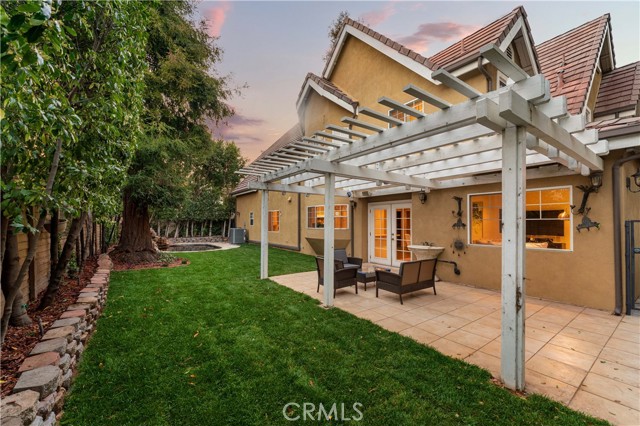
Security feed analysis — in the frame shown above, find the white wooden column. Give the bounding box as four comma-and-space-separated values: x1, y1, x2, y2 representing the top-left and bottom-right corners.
260, 189, 269, 279
500, 125, 527, 390
323, 173, 335, 307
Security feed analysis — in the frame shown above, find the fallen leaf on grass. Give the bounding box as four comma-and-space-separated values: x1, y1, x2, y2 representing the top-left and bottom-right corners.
193, 331, 199, 338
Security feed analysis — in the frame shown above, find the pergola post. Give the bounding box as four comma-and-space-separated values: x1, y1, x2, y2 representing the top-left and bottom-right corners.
323, 173, 335, 307
500, 125, 527, 390
260, 189, 269, 279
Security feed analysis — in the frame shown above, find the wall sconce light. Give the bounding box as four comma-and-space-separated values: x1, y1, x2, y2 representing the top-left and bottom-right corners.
418, 190, 428, 204
627, 168, 640, 193
589, 171, 603, 192
287, 196, 292, 203
350, 199, 357, 209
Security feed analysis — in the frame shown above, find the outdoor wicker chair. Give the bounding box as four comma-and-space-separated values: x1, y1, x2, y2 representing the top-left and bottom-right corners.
315, 256, 358, 296
334, 249, 363, 270
375, 259, 437, 304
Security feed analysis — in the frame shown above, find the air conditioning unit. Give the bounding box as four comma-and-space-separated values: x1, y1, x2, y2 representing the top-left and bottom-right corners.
229, 228, 246, 244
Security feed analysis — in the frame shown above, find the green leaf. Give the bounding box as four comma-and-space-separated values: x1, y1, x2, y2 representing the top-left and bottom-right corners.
24, 25, 46, 43
0, 108, 4, 120
0, 6, 9, 26
17, 3, 41, 13
63, 25, 76, 37
22, 48, 37, 66
8, 14, 26, 31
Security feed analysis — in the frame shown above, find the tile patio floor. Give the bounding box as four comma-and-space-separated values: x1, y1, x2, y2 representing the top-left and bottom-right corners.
271, 268, 640, 426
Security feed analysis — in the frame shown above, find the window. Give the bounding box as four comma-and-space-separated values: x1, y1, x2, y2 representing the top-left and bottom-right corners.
469, 187, 572, 250
389, 99, 424, 125
307, 205, 349, 229
249, 212, 254, 226
268, 211, 280, 232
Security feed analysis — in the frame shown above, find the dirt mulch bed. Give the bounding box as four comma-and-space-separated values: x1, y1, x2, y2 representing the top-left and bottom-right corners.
1, 256, 98, 398
112, 256, 189, 271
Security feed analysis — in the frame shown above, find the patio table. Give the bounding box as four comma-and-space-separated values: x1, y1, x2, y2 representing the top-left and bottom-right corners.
356, 270, 376, 291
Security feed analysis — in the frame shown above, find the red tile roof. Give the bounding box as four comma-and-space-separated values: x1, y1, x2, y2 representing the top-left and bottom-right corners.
297, 73, 358, 109
231, 124, 303, 195
536, 14, 610, 115
587, 116, 640, 138
429, 6, 535, 71
594, 61, 640, 118
322, 17, 436, 77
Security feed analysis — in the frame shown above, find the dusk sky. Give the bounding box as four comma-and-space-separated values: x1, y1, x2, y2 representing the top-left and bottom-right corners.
195, 1, 640, 162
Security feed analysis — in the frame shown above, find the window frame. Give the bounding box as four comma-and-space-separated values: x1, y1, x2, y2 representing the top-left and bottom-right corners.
307, 204, 349, 229
268, 210, 280, 232
387, 98, 424, 128
466, 185, 573, 252
249, 211, 254, 226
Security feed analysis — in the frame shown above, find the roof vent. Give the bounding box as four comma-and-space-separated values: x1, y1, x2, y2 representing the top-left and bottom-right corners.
360, 191, 372, 197
505, 46, 514, 60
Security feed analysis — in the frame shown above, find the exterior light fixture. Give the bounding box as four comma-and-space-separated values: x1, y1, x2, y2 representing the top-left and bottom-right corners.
589, 171, 603, 192
418, 190, 428, 204
627, 168, 640, 193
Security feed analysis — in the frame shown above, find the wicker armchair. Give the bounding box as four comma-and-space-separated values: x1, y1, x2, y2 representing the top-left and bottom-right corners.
315, 257, 358, 296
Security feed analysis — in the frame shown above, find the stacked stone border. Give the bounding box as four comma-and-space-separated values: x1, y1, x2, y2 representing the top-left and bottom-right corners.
168, 236, 226, 244
1, 254, 112, 426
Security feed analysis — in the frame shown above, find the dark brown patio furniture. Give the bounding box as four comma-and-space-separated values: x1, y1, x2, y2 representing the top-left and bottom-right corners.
316, 257, 358, 296
375, 259, 437, 304
334, 249, 363, 270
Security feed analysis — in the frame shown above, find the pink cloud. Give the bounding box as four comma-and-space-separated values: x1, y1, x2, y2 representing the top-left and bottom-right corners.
359, 2, 397, 26
398, 22, 480, 54
205, 1, 232, 37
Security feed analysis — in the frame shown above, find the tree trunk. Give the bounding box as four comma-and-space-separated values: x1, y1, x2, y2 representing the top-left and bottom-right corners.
1, 229, 27, 340
111, 190, 156, 263
49, 209, 59, 276
208, 220, 212, 237
39, 213, 87, 309
174, 222, 180, 239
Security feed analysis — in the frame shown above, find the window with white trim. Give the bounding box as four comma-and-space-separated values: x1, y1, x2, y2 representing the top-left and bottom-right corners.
469, 187, 572, 250
389, 99, 424, 125
307, 205, 349, 229
268, 211, 280, 232
249, 212, 254, 226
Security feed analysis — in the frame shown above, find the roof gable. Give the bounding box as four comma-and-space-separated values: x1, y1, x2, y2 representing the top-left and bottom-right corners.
429, 6, 538, 75
537, 14, 612, 115
296, 73, 358, 115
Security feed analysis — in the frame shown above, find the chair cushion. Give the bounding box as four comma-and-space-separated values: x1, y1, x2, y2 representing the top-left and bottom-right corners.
334, 249, 349, 264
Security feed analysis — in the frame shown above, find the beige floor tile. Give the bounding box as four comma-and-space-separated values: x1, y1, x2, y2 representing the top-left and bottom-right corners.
476, 315, 502, 328
404, 305, 443, 321
573, 312, 622, 327
549, 334, 605, 357
430, 313, 473, 329
428, 299, 469, 313
526, 317, 566, 334
357, 309, 388, 323
526, 326, 556, 343
558, 326, 611, 346
526, 354, 588, 387
460, 321, 501, 340
446, 329, 492, 350
372, 304, 406, 318
356, 298, 388, 310
449, 305, 495, 321
479, 339, 501, 358
532, 306, 579, 326
536, 343, 596, 371
600, 347, 640, 370
569, 389, 640, 426
525, 369, 578, 405
546, 301, 584, 313
580, 372, 640, 411
612, 328, 640, 344
568, 318, 619, 336
605, 337, 640, 356
393, 310, 439, 326
399, 326, 440, 345
590, 358, 640, 388
415, 318, 458, 337
375, 317, 412, 333
621, 315, 640, 326
583, 307, 619, 318
339, 303, 369, 315
617, 320, 640, 334
465, 351, 500, 377
430, 338, 475, 359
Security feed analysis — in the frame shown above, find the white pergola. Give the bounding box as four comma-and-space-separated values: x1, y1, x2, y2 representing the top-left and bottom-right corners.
237, 45, 606, 391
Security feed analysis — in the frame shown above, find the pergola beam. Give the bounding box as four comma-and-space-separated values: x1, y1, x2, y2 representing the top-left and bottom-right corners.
302, 137, 342, 148
325, 124, 370, 139
432, 68, 482, 99
358, 107, 403, 125
341, 117, 385, 133
403, 84, 451, 109
247, 181, 350, 197
315, 131, 355, 144
378, 97, 425, 118
480, 44, 529, 82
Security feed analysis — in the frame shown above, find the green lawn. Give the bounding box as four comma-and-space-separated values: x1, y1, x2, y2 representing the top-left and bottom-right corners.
62, 245, 607, 425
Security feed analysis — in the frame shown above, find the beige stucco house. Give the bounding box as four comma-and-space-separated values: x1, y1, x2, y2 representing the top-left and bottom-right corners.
232, 7, 640, 314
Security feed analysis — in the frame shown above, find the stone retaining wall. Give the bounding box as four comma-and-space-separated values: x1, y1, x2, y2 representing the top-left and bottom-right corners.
169, 236, 227, 243
1, 254, 112, 426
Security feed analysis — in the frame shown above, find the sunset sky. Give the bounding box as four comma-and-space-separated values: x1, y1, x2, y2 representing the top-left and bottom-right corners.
195, 1, 640, 162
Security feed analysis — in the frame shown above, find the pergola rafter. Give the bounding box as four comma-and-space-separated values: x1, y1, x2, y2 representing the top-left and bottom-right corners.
238, 45, 607, 392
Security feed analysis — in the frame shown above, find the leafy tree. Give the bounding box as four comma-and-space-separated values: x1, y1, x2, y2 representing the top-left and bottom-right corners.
113, 0, 236, 263
1, 0, 149, 339
323, 11, 363, 63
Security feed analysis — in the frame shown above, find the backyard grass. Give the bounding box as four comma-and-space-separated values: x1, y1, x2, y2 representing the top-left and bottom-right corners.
62, 245, 607, 425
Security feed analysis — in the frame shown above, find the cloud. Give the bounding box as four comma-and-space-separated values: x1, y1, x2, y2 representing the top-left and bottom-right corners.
204, 1, 232, 37
398, 22, 480, 54
359, 2, 397, 26
207, 113, 271, 160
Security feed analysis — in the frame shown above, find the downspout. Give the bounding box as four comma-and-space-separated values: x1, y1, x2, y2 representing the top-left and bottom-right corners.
297, 193, 301, 251
612, 153, 640, 315
478, 57, 493, 92
350, 201, 355, 257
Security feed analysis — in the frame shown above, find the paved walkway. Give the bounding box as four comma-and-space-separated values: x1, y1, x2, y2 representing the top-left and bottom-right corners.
271, 270, 640, 426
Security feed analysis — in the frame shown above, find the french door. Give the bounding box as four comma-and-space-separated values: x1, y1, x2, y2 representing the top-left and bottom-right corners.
368, 202, 412, 267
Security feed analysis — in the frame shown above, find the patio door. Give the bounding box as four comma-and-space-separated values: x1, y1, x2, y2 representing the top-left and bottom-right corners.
368, 203, 412, 267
